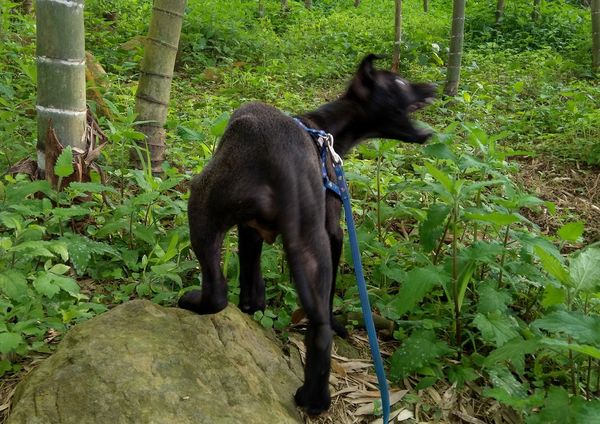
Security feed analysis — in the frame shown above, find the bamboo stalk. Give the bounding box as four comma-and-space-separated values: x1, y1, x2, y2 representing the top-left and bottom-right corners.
444, 0, 466, 96
36, 0, 86, 174
391, 0, 403, 73
133, 0, 186, 173
592, 0, 600, 72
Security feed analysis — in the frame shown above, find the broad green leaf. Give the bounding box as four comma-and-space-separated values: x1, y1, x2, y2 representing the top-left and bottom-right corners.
53, 276, 80, 296
541, 285, 566, 308
464, 212, 519, 226
54, 146, 74, 178
473, 312, 519, 347
478, 283, 512, 314
541, 338, 600, 359
210, 112, 230, 137
419, 203, 450, 252
390, 330, 452, 381
382, 266, 448, 319
569, 248, 600, 293
557, 221, 584, 242
484, 337, 541, 374
10, 241, 55, 258
534, 246, 570, 285
424, 162, 454, 194
0, 332, 23, 354
534, 311, 600, 345
68, 182, 117, 195
527, 386, 600, 424
49, 264, 70, 275
423, 143, 456, 161
485, 367, 529, 401
0, 270, 28, 301
33, 273, 60, 298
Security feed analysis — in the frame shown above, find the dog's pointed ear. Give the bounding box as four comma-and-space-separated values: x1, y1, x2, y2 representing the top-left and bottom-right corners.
348, 54, 383, 101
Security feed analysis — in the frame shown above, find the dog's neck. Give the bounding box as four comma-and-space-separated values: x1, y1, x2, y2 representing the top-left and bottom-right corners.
300, 98, 373, 158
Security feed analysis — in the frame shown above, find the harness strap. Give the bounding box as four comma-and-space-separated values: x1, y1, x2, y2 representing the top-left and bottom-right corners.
294, 118, 391, 424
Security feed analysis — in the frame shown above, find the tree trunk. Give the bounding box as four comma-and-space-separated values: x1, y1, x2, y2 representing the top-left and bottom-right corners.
21, 0, 33, 14
36, 0, 86, 174
355, 0, 361, 7
444, 0, 466, 96
423, 0, 428, 12
593, 0, 600, 72
305, 0, 312, 9
133, 0, 186, 173
532, 0, 541, 20
495, 0, 505, 23
258, 0, 265, 17
391, 0, 403, 73
281, 0, 288, 11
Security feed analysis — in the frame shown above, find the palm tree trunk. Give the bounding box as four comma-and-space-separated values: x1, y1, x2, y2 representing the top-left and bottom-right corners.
133, 0, 186, 173
423, 0, 429, 12
392, 0, 403, 73
36, 0, 86, 174
593, 0, 600, 72
444, 0, 466, 96
305, 0, 312, 9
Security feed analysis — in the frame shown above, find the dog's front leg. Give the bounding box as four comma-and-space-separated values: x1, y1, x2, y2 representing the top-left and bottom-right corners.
237, 224, 266, 314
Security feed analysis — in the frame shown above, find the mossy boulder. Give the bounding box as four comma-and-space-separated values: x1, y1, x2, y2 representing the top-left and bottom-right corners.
9, 300, 302, 424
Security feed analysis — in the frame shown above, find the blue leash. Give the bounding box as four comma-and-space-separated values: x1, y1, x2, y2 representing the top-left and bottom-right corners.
295, 118, 391, 423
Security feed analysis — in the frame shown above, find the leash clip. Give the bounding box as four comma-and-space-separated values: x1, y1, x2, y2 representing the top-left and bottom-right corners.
323, 133, 342, 165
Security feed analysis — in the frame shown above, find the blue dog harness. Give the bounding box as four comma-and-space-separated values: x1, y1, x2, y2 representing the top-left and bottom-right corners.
294, 118, 391, 424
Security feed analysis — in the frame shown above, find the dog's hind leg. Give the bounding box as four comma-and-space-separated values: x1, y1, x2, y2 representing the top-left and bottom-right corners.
327, 224, 349, 338
237, 224, 266, 314
283, 222, 333, 415
179, 214, 229, 315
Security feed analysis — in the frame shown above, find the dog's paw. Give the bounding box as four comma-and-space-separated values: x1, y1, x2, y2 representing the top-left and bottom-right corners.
294, 385, 331, 416
331, 318, 349, 339
238, 300, 265, 315
178, 290, 227, 315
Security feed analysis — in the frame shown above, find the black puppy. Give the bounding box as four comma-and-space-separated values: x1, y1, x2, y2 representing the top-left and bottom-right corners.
180, 54, 435, 415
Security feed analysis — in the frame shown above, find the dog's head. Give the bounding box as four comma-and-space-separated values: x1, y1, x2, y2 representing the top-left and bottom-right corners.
346, 54, 436, 144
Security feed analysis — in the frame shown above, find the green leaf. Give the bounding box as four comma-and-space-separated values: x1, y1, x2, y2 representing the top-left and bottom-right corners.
456, 261, 477, 313
541, 285, 566, 308
541, 338, 600, 359
0, 270, 29, 301
0, 332, 23, 354
210, 112, 230, 137
423, 143, 456, 161
464, 212, 520, 226
534, 246, 570, 285
473, 312, 520, 347
527, 386, 600, 424
557, 221, 584, 242
419, 203, 450, 252
49, 264, 70, 275
389, 330, 451, 381
478, 283, 511, 314
484, 337, 541, 375
485, 367, 529, 403
534, 311, 600, 345
382, 266, 448, 320
33, 273, 60, 298
569, 248, 600, 293
424, 162, 454, 194
54, 146, 74, 178
53, 275, 80, 296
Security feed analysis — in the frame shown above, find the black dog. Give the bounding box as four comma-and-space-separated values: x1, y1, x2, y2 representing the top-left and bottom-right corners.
179, 54, 435, 415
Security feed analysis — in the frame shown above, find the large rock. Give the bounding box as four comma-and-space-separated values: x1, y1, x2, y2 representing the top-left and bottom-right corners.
9, 300, 303, 424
